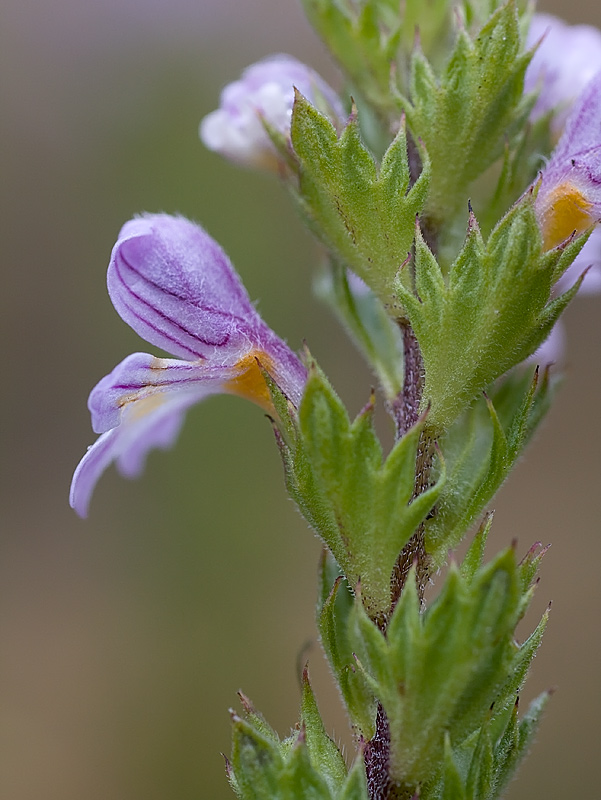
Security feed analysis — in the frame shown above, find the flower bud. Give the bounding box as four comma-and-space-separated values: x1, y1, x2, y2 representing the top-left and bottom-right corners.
199, 54, 345, 169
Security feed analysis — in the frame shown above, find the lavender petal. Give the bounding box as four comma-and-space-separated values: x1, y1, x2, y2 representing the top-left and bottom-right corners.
108, 214, 261, 360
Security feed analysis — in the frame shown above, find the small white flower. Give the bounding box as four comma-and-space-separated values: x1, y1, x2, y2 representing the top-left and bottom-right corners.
200, 54, 344, 169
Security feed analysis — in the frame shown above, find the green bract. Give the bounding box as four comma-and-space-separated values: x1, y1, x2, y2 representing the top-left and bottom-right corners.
299, 0, 404, 116
228, 678, 368, 800
290, 96, 429, 310
348, 546, 547, 791
395, 196, 585, 432
272, 360, 444, 618
398, 1, 533, 224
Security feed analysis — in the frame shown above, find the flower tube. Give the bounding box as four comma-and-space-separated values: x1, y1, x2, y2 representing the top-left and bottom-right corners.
70, 214, 306, 517
200, 54, 345, 169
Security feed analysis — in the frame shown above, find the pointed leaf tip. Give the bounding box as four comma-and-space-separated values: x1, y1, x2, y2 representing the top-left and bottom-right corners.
237, 691, 256, 715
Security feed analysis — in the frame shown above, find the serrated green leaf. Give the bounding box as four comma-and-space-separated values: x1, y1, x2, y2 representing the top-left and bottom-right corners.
347, 550, 528, 786
395, 194, 573, 434
285, 362, 444, 617
300, 0, 401, 115
291, 98, 429, 307
399, 1, 533, 224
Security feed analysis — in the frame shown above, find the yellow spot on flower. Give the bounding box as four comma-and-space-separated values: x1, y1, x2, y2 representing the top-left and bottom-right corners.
539, 181, 594, 250
115, 357, 170, 420
225, 351, 275, 412
126, 392, 168, 420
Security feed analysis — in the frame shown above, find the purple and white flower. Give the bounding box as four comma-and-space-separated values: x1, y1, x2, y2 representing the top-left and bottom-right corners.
527, 70, 601, 365
70, 214, 306, 517
526, 13, 601, 133
200, 54, 345, 169
523, 14, 601, 297
535, 70, 601, 248
535, 71, 601, 277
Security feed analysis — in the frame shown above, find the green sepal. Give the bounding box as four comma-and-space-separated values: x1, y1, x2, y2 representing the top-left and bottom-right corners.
459, 513, 493, 583
279, 731, 336, 799
317, 552, 377, 738
229, 711, 285, 799
395, 193, 575, 433
347, 548, 546, 787
495, 691, 550, 792
398, 1, 533, 223
290, 95, 429, 309
437, 733, 467, 800
478, 112, 553, 238
465, 719, 494, 799
425, 364, 556, 565
315, 260, 404, 400
300, 666, 349, 795
517, 541, 550, 615
229, 688, 368, 800
423, 691, 550, 799
337, 754, 370, 800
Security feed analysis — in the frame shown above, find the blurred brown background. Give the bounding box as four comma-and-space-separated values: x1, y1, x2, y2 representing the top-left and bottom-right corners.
0, 1, 599, 798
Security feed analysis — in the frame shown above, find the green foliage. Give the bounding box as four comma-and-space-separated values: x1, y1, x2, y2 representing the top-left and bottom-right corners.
228, 684, 369, 800
346, 547, 548, 788
398, 1, 533, 223
425, 364, 556, 565
300, 0, 457, 115
290, 96, 429, 309
221, 1, 578, 797
299, 0, 402, 116
272, 359, 444, 617
317, 551, 377, 738
395, 196, 586, 432
425, 692, 551, 799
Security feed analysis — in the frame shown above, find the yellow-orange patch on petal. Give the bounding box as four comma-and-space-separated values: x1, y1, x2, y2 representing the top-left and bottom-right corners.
121, 392, 168, 421
225, 351, 275, 412
539, 181, 594, 250
116, 357, 171, 419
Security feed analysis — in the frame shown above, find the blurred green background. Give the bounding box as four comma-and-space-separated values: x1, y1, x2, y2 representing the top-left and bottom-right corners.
1, 1, 599, 798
